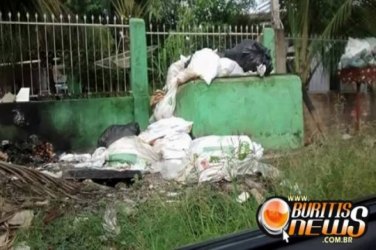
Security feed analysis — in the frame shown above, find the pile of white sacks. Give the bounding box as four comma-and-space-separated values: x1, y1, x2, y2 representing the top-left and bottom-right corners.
59, 50, 278, 183
59, 117, 278, 183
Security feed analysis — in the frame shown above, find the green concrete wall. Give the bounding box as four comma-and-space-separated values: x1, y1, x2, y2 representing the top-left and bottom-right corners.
175, 75, 304, 149
0, 97, 134, 151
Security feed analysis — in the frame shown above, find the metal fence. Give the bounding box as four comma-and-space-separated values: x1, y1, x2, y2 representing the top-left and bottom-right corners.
0, 12, 130, 98
0, 13, 266, 97
146, 23, 264, 90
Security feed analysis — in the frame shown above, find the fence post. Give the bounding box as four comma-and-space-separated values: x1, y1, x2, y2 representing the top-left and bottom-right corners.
262, 28, 276, 72
130, 18, 149, 130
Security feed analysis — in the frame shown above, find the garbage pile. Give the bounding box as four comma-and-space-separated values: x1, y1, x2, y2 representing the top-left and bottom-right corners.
152, 40, 273, 121
1, 135, 55, 165
339, 37, 376, 69
56, 39, 277, 184
57, 117, 278, 184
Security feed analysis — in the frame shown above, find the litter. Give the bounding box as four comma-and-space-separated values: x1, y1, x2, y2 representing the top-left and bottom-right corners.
106, 136, 160, 171
217, 58, 245, 77
236, 192, 250, 203
171, 135, 277, 183
152, 83, 178, 121
102, 204, 120, 236
0, 92, 16, 103
184, 48, 220, 85
139, 117, 193, 144
59, 153, 92, 163
16, 88, 30, 102
7, 210, 34, 228
225, 39, 273, 76
339, 37, 376, 69
97, 122, 140, 148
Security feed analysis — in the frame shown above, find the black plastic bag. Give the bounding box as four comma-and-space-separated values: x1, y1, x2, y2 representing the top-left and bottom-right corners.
97, 122, 140, 148
224, 39, 273, 76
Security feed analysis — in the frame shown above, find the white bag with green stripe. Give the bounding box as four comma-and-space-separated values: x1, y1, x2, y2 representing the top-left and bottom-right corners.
106, 136, 160, 171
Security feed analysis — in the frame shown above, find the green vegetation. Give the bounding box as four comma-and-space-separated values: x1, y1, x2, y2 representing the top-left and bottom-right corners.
14, 127, 376, 249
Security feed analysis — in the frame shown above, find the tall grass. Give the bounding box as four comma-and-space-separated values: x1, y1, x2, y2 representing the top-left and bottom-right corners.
15, 127, 376, 249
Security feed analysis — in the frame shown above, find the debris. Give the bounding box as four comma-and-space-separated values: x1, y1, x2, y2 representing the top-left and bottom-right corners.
0, 232, 11, 250
97, 122, 140, 148
1, 135, 55, 165
43, 208, 63, 225
0, 161, 80, 199
59, 153, 92, 163
63, 169, 142, 187
225, 39, 273, 76
16, 87, 30, 102
0, 151, 8, 162
342, 134, 352, 140
236, 192, 250, 204
184, 48, 220, 85
217, 57, 244, 77
173, 136, 278, 183
153, 132, 192, 180
106, 136, 160, 171
153, 82, 178, 121
150, 89, 165, 108
102, 205, 120, 236
0, 92, 16, 103
8, 210, 34, 229
139, 117, 193, 144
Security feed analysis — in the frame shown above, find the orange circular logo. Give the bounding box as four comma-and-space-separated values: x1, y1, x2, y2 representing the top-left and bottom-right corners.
258, 198, 290, 235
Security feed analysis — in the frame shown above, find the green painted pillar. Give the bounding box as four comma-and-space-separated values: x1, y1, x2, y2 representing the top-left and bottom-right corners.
130, 18, 149, 130
262, 28, 276, 72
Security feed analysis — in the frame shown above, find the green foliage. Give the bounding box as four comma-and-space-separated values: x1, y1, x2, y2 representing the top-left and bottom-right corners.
148, 0, 255, 26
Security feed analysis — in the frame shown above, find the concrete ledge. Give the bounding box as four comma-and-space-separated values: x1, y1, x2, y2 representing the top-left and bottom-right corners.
175, 75, 304, 150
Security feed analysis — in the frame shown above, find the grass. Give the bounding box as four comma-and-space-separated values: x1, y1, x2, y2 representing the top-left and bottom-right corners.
14, 127, 376, 249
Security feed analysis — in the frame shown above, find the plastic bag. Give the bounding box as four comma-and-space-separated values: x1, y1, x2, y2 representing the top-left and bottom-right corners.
106, 136, 160, 171
153, 132, 192, 159
217, 58, 244, 77
152, 84, 178, 121
185, 48, 220, 84
164, 55, 191, 92
97, 122, 140, 148
139, 117, 193, 144
176, 135, 269, 183
224, 39, 273, 76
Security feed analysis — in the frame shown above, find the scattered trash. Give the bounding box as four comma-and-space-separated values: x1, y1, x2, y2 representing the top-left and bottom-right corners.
97, 122, 140, 148
225, 39, 273, 76
0, 151, 8, 161
217, 58, 245, 77
171, 135, 278, 183
16, 87, 30, 102
1, 135, 55, 165
0, 92, 16, 103
8, 210, 34, 229
106, 136, 160, 171
339, 38, 376, 69
236, 192, 250, 203
184, 48, 220, 85
63, 168, 142, 187
153, 82, 178, 121
59, 153, 92, 163
102, 205, 120, 236
342, 134, 352, 140
139, 117, 193, 144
